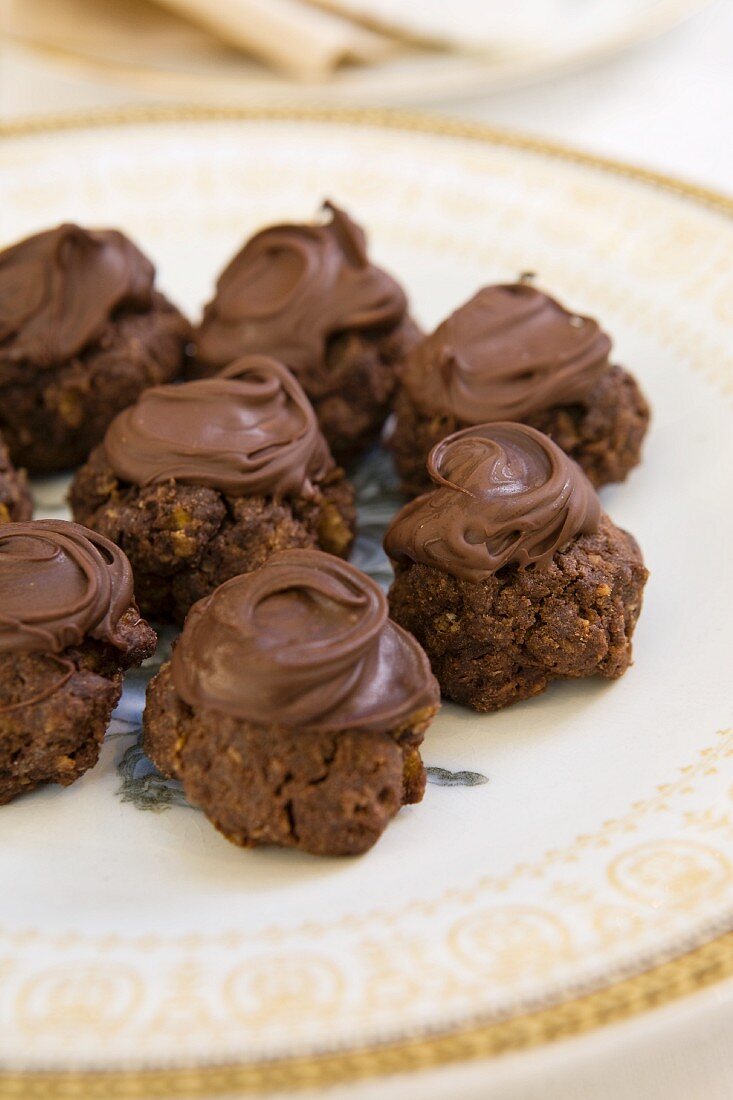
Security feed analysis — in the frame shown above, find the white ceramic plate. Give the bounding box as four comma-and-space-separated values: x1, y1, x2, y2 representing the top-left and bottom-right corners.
314, 0, 704, 56
2, 0, 713, 106
1, 109, 733, 1096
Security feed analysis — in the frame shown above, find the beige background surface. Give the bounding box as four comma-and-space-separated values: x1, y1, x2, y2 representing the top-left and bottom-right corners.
1, 0, 732, 188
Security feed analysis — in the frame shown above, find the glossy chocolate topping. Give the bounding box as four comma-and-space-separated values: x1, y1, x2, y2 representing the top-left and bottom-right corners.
384, 423, 601, 581
0, 223, 154, 367
0, 519, 135, 654
196, 202, 408, 372
402, 283, 612, 422
171, 549, 439, 731
103, 355, 333, 498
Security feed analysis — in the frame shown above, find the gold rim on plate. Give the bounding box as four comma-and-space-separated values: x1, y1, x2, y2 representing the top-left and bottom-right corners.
1, 104, 732, 1098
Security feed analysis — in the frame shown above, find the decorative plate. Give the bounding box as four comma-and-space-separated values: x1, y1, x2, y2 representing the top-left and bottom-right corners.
1, 108, 732, 1097
2, 0, 713, 106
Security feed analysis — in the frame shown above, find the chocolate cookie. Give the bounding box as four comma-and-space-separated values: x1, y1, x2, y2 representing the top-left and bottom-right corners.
385, 423, 647, 712
144, 549, 440, 855
189, 202, 421, 464
391, 281, 650, 495
0, 432, 31, 523
71, 355, 356, 625
0, 223, 190, 473
0, 520, 156, 803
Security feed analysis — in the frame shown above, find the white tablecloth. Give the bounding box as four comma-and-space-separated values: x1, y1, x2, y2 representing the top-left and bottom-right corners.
1, 3, 732, 1096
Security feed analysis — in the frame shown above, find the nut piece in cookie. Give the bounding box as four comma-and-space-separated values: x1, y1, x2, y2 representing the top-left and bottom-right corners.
0, 223, 190, 473
0, 520, 156, 804
144, 549, 440, 855
0, 430, 31, 523
385, 423, 648, 713
190, 201, 421, 463
391, 281, 650, 495
70, 355, 357, 625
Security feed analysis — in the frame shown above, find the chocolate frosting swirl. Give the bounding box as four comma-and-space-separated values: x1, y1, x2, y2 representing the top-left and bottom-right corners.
384, 423, 601, 581
0, 223, 154, 367
196, 202, 408, 373
171, 549, 439, 732
0, 519, 135, 654
402, 283, 612, 422
103, 355, 333, 499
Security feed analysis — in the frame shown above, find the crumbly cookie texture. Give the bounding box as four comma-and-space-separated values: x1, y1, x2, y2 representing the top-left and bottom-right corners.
0, 433, 32, 523
144, 548, 439, 855
388, 515, 647, 713
295, 318, 422, 465
0, 608, 156, 804
0, 293, 189, 474
144, 662, 430, 856
392, 364, 650, 497
71, 449, 356, 625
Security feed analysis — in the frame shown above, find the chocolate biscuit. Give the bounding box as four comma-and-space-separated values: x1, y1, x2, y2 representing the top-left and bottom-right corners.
190, 202, 421, 463
391, 282, 649, 495
385, 423, 648, 712
0, 520, 156, 803
0, 223, 189, 473
71, 356, 356, 624
144, 550, 439, 855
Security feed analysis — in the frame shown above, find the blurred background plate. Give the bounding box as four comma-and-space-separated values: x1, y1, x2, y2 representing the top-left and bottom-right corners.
0, 0, 715, 105
1, 108, 733, 1095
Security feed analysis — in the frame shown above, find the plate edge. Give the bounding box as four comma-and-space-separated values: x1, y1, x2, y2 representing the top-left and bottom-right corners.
1, 103, 732, 1096
2, 929, 733, 1096
1, 102, 732, 215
